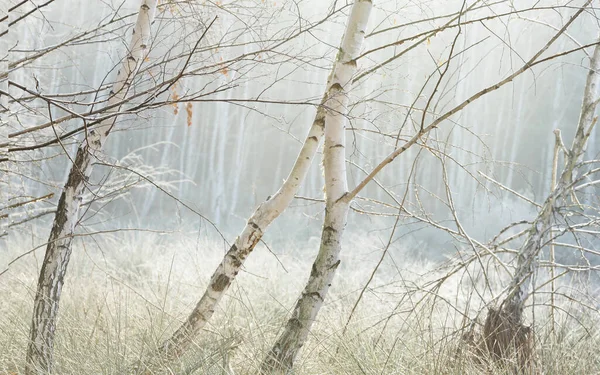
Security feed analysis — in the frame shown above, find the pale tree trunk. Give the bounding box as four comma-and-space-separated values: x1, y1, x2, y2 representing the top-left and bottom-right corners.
137, 2, 372, 371
262, 1, 372, 373
143, 28, 331, 374
147, 114, 324, 362
502, 38, 600, 324
25, 2, 157, 374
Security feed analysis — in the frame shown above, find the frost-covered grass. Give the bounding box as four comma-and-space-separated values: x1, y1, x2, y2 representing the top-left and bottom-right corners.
2, 230, 600, 374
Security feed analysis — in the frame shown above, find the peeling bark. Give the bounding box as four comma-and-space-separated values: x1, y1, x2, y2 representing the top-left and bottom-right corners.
25, 2, 157, 374
262, 1, 372, 373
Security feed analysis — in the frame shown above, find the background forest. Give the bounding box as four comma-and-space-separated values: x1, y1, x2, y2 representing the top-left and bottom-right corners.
2, 0, 600, 374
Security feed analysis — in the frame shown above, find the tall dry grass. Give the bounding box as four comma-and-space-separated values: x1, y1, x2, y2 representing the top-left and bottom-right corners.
2, 230, 599, 374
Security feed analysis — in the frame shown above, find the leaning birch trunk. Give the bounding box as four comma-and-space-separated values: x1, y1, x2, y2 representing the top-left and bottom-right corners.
504, 39, 600, 323
24, 2, 157, 374
134, 5, 375, 371
262, 1, 372, 373
136, 110, 325, 372
484, 38, 600, 367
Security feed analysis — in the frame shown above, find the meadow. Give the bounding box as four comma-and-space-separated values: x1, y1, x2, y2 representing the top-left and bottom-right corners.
2, 230, 599, 374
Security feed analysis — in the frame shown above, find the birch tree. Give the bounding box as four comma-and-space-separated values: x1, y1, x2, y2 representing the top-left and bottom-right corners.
260, 2, 596, 373
3, 4, 343, 373
24, 1, 158, 373
128, 2, 374, 371
262, 1, 372, 372
482, 37, 600, 368
4, 1, 598, 373
138, 105, 325, 368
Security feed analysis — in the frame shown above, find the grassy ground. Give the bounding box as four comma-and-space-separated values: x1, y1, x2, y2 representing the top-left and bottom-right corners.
2, 230, 599, 374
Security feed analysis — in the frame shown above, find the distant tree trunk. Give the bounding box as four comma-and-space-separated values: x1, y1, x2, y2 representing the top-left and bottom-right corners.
262, 1, 372, 373
25, 2, 157, 374
484, 38, 600, 369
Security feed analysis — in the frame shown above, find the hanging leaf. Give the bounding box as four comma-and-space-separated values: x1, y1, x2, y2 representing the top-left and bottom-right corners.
170, 83, 179, 115
186, 102, 193, 126
218, 56, 229, 76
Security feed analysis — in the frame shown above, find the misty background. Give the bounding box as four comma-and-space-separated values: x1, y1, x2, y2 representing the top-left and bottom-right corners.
6, 0, 600, 261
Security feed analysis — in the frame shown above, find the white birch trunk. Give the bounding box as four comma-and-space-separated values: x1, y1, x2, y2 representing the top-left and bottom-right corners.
151, 114, 324, 361
25, 2, 157, 374
147, 43, 335, 373
503, 39, 600, 323
262, 1, 372, 373
140, 3, 372, 371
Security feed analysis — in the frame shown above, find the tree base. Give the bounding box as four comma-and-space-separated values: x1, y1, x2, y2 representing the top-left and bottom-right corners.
460, 308, 537, 374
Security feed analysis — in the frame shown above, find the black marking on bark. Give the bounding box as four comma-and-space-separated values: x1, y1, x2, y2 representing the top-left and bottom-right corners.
288, 317, 303, 330
310, 263, 318, 277
323, 225, 336, 233
228, 251, 242, 268
330, 82, 343, 91
331, 144, 344, 148
68, 147, 91, 187
249, 221, 259, 230
212, 274, 230, 292
306, 291, 324, 302
249, 233, 261, 248
128, 56, 136, 62
52, 192, 68, 234
344, 59, 357, 68
329, 259, 341, 270
315, 117, 325, 129
140, 44, 147, 49
308, 136, 318, 142
141, 4, 150, 10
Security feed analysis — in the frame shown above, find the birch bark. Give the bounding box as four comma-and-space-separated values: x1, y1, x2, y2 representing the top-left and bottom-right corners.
151, 113, 324, 362
25, 2, 157, 374
502, 38, 600, 325
144, 2, 372, 370
262, 1, 372, 373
